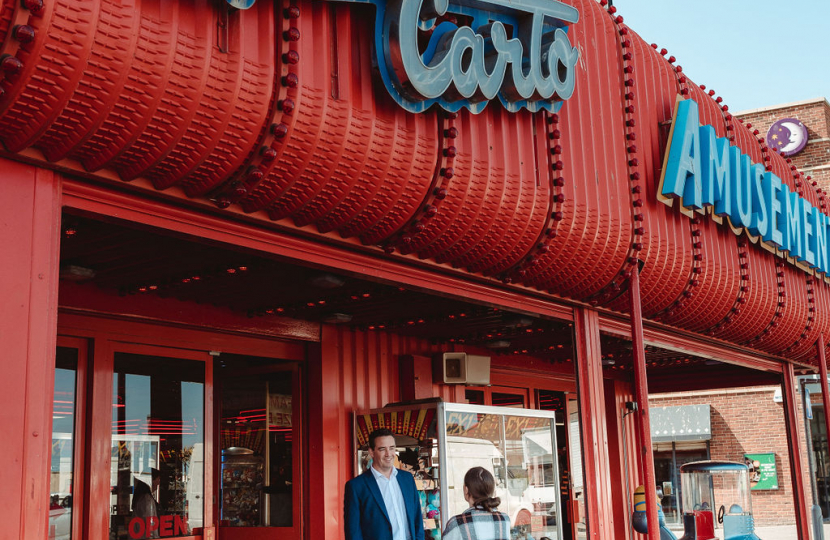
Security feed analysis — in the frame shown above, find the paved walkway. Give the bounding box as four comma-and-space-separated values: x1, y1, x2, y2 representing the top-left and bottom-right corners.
666, 523, 830, 539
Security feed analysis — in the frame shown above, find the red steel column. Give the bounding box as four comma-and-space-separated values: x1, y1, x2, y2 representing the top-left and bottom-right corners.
574, 307, 615, 539
0, 161, 62, 540
629, 269, 660, 540
819, 336, 830, 481
782, 361, 812, 540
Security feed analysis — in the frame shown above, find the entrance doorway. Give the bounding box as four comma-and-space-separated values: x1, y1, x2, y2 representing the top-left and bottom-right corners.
215, 354, 303, 540
51, 317, 306, 540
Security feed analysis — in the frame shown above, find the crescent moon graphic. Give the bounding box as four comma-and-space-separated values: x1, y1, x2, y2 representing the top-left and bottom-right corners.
779, 121, 805, 154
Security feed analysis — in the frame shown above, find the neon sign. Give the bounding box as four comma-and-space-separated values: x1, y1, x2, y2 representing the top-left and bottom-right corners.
330, 0, 580, 113
128, 516, 189, 538
659, 99, 828, 276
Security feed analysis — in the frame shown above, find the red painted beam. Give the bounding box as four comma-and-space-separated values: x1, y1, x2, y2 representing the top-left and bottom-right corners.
781, 362, 812, 540
574, 307, 615, 539
629, 270, 659, 540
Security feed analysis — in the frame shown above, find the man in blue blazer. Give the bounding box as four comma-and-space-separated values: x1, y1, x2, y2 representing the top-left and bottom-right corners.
344, 428, 425, 540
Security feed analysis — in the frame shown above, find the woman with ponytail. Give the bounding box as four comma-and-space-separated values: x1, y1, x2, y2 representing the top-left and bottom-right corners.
442, 466, 511, 540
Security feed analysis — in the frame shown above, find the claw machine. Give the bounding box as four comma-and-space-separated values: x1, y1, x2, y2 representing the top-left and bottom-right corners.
354, 399, 562, 540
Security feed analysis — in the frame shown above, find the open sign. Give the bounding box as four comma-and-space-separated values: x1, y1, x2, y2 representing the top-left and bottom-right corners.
128, 515, 189, 539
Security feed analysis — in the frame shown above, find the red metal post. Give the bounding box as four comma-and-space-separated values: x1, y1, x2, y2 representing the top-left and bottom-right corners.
782, 361, 812, 540
574, 307, 615, 539
0, 163, 62, 540
819, 336, 830, 485
629, 269, 660, 540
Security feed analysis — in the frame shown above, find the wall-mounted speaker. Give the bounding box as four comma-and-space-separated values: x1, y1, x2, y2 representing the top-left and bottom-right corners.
434, 352, 491, 385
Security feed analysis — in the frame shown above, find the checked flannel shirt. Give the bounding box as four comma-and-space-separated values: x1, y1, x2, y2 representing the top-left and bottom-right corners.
442, 507, 511, 540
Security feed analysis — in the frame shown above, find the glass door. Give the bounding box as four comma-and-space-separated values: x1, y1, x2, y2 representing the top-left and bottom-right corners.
107, 346, 209, 540
216, 354, 302, 540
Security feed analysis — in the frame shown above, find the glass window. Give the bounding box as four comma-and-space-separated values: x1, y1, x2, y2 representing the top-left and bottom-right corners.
444, 409, 561, 540
109, 354, 204, 540
50, 347, 78, 540
218, 357, 296, 528
503, 415, 559, 540
465, 389, 485, 405
444, 411, 505, 521
492, 392, 526, 408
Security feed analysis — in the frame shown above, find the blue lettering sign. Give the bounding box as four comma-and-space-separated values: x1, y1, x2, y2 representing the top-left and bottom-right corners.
764, 172, 785, 248
328, 0, 580, 113
662, 99, 702, 209
730, 151, 752, 227
748, 164, 768, 238
660, 99, 829, 276
815, 209, 828, 271
699, 125, 730, 210
785, 188, 803, 260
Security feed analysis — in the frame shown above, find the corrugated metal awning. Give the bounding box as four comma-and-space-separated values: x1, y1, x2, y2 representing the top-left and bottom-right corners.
650, 405, 711, 442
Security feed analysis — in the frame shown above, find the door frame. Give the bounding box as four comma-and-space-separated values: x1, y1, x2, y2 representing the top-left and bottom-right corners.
54, 336, 90, 540
57, 312, 307, 540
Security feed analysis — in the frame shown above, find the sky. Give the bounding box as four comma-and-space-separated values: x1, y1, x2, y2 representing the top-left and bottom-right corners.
613, 0, 829, 113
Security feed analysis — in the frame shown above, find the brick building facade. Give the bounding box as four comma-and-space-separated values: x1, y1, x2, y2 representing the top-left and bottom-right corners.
649, 387, 811, 527
737, 98, 830, 191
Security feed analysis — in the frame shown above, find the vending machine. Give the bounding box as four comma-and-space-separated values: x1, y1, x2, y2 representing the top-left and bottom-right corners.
354, 399, 562, 540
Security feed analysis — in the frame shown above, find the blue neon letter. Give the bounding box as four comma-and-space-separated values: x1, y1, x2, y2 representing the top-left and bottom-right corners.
785, 188, 803, 260
748, 164, 769, 238
763, 173, 785, 248
662, 100, 702, 208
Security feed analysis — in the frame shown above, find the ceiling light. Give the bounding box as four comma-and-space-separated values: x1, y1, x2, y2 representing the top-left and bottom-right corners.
322, 313, 352, 324
59, 265, 96, 281
310, 274, 346, 289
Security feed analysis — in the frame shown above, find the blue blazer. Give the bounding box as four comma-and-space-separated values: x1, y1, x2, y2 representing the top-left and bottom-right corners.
344, 468, 425, 540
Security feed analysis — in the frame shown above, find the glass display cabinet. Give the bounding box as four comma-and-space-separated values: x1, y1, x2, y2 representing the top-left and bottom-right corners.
354, 399, 562, 540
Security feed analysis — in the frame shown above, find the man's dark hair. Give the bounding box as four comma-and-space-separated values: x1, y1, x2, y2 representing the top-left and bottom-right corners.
368, 428, 395, 450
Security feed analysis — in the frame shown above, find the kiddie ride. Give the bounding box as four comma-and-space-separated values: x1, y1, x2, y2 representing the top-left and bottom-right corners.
632, 461, 762, 540
678, 461, 762, 540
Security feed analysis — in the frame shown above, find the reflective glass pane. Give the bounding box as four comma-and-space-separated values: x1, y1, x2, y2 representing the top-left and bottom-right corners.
444, 412, 504, 525
492, 392, 525, 408
109, 354, 204, 540
465, 389, 485, 406
219, 356, 295, 528
50, 347, 78, 540
502, 415, 559, 540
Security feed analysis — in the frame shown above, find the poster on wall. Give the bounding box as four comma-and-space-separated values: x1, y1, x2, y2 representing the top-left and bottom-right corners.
744, 453, 778, 490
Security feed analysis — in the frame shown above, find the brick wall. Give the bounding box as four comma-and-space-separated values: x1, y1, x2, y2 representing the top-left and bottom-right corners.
737, 98, 830, 191
650, 386, 811, 526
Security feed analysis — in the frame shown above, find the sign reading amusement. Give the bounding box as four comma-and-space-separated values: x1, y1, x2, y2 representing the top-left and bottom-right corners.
330, 0, 581, 113
659, 99, 830, 278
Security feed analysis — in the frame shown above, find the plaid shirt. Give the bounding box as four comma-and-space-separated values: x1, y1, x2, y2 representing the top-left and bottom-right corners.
442, 507, 511, 540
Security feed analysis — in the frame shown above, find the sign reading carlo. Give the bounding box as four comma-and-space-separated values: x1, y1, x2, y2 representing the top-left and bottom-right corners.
329, 0, 581, 114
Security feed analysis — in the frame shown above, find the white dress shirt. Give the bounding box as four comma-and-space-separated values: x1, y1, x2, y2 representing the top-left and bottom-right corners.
370, 465, 411, 540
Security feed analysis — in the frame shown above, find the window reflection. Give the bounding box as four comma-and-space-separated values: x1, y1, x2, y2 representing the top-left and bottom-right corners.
218, 355, 295, 528
50, 347, 78, 540
109, 354, 204, 540
443, 409, 561, 540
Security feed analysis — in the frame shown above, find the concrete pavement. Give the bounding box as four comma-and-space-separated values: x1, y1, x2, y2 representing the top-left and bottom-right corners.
666, 523, 830, 539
